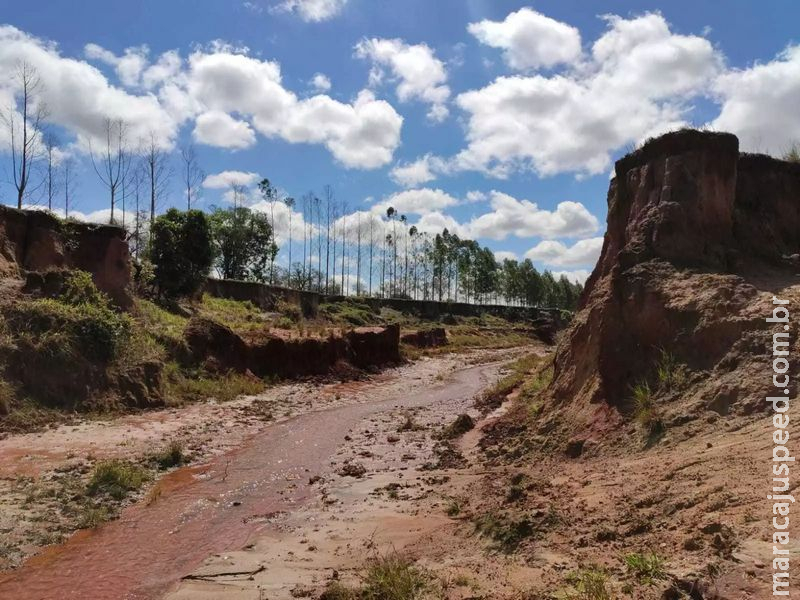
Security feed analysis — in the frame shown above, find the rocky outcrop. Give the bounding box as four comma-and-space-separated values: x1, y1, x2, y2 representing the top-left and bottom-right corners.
401, 327, 449, 348
0, 206, 132, 308
547, 130, 800, 440
184, 317, 401, 378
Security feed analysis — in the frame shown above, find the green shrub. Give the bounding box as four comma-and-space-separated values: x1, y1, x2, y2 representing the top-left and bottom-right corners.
784, 143, 800, 163
61, 271, 108, 306
87, 460, 147, 500
150, 209, 214, 298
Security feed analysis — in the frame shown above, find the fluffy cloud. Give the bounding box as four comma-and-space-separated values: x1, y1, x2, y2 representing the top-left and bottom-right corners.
0, 27, 402, 168
711, 44, 800, 155
389, 154, 449, 187
375, 187, 459, 216
551, 269, 592, 285
203, 170, 260, 189
310, 72, 332, 92
524, 237, 604, 267
455, 12, 722, 177
186, 49, 403, 168
193, 110, 256, 149
0, 26, 180, 149
355, 38, 450, 122
413, 210, 464, 236
273, 0, 348, 22
464, 192, 599, 241
84, 43, 149, 87
493, 250, 518, 262
468, 7, 582, 71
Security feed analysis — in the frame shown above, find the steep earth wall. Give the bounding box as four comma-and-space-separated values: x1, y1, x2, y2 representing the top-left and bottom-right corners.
546, 130, 800, 443
184, 317, 401, 378
0, 206, 132, 308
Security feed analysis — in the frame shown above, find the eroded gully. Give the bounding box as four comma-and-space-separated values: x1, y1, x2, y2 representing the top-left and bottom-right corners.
0, 358, 504, 600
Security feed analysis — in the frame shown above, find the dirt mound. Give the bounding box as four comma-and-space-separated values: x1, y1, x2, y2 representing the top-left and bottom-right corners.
538, 130, 800, 448
401, 327, 448, 348
0, 206, 132, 308
183, 316, 401, 378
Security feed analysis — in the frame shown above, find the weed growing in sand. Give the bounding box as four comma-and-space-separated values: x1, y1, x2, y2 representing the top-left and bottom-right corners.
445, 497, 462, 517
623, 551, 667, 585
566, 567, 612, 600
655, 350, 686, 391
87, 460, 148, 500
151, 440, 185, 470
319, 553, 431, 600
76, 505, 111, 529
631, 381, 663, 435
319, 582, 357, 600
473, 511, 535, 553
360, 553, 430, 600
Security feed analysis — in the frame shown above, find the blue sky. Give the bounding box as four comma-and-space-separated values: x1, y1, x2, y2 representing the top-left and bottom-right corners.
1, 0, 798, 282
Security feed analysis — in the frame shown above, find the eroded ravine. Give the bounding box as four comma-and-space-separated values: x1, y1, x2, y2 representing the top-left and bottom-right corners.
0, 358, 506, 600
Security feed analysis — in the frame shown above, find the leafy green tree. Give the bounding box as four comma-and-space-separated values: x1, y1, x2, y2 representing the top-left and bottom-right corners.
149, 208, 214, 298
208, 206, 277, 282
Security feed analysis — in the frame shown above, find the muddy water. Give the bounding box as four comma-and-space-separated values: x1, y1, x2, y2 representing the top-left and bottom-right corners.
0, 361, 500, 600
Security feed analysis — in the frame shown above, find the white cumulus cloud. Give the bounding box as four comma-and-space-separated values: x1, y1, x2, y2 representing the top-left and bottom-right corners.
273, 0, 348, 22
464, 191, 599, 241
355, 37, 450, 123
193, 110, 256, 149
203, 170, 261, 189
524, 237, 604, 267
455, 12, 722, 177
468, 7, 582, 71
710, 44, 800, 155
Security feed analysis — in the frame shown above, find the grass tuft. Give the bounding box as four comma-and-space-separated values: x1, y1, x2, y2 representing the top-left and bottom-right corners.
360, 553, 430, 600
567, 567, 612, 600
86, 460, 148, 500
623, 551, 667, 585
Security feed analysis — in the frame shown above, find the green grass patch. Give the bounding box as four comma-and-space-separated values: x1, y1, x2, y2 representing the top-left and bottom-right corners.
164, 363, 267, 404
199, 294, 263, 332
623, 551, 667, 585
566, 567, 612, 600
319, 298, 381, 327
86, 460, 148, 500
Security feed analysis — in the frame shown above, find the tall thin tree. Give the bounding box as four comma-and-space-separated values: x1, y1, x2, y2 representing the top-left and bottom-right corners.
2, 61, 48, 209
180, 143, 204, 210
91, 118, 129, 224
284, 196, 295, 287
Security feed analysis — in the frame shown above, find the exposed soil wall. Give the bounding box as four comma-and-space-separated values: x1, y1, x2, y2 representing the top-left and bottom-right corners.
184, 316, 401, 378
401, 327, 448, 348
546, 130, 800, 442
0, 206, 132, 308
